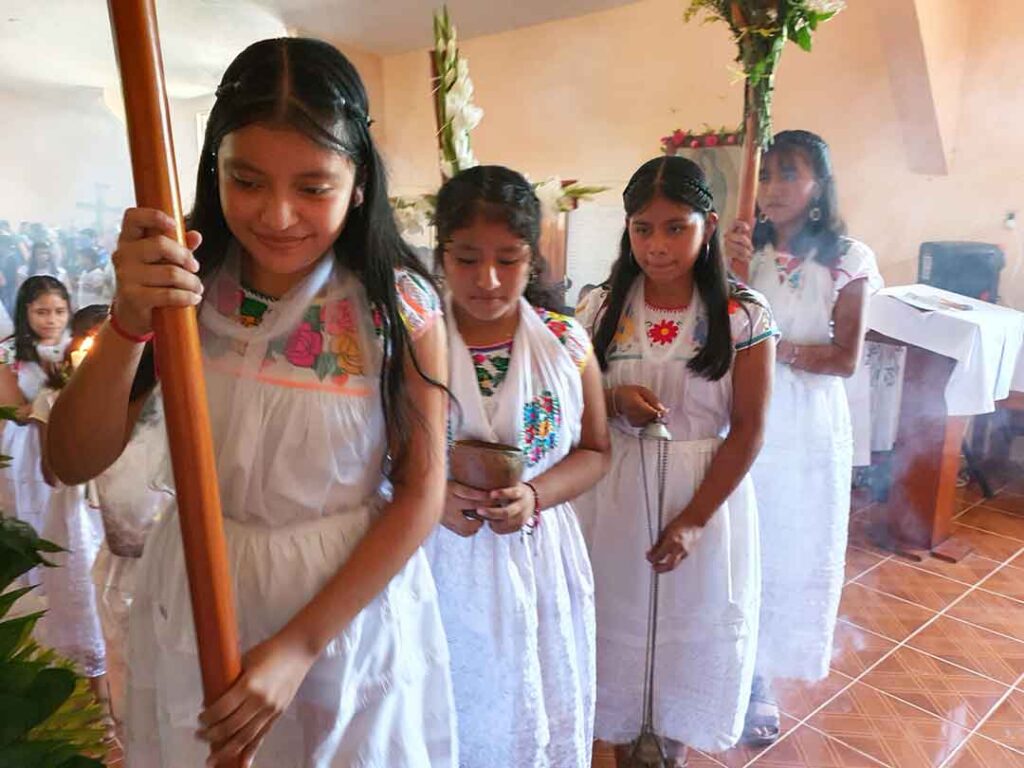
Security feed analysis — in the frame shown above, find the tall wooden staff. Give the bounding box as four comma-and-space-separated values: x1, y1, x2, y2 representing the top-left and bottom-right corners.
106, 0, 241, 758
686, 1, 846, 280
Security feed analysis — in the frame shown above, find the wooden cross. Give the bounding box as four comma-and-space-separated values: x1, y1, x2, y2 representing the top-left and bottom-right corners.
75, 183, 122, 233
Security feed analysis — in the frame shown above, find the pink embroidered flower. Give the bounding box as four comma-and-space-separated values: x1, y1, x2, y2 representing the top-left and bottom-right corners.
284, 322, 323, 367
647, 319, 679, 345
215, 281, 244, 315
472, 353, 487, 365
322, 299, 357, 335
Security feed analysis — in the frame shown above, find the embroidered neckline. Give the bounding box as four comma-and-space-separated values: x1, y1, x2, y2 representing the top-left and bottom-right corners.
644, 300, 689, 314
236, 283, 277, 328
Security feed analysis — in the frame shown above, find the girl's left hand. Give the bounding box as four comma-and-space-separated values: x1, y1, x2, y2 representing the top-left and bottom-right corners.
476, 483, 538, 535
777, 340, 797, 366
197, 629, 318, 767
647, 512, 705, 573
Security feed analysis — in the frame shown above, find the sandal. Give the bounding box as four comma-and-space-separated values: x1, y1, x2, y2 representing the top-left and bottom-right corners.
743, 675, 781, 746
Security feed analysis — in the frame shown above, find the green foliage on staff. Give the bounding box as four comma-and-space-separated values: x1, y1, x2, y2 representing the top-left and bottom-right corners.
685, 1, 845, 149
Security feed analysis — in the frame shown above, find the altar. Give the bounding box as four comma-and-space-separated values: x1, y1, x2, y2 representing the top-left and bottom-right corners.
858, 284, 1024, 558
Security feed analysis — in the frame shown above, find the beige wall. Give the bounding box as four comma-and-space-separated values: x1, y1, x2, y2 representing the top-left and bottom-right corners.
378, 0, 1024, 295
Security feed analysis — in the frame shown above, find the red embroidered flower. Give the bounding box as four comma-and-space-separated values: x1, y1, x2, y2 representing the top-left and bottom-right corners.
546, 320, 567, 339
647, 319, 679, 345
322, 299, 357, 335
284, 322, 323, 367
728, 299, 741, 315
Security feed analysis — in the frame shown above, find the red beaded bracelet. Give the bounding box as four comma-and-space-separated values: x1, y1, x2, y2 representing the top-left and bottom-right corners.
109, 309, 155, 344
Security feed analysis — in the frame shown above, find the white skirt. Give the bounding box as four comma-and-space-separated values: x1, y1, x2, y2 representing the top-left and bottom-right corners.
1, 422, 53, 587
36, 484, 106, 677
576, 433, 760, 753
752, 365, 853, 682
127, 505, 458, 767
423, 502, 595, 768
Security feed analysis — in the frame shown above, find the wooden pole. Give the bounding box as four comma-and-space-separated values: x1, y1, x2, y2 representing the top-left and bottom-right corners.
106, 0, 241, 752
732, 90, 760, 282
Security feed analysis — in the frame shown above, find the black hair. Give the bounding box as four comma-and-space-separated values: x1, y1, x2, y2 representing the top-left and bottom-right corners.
71, 304, 110, 339
7, 276, 71, 366
433, 165, 562, 311
28, 240, 58, 274
130, 37, 442, 460
753, 129, 848, 268
592, 156, 751, 381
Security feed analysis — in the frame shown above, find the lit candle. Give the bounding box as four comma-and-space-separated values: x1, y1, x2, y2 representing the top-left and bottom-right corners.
70, 335, 95, 370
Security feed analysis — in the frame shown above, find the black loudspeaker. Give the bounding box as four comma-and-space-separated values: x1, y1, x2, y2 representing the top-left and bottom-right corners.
918, 241, 1005, 303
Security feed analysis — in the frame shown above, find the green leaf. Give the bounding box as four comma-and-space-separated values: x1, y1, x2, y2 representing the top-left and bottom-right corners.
314, 353, 336, 382
0, 586, 34, 620
793, 23, 812, 51
0, 740, 80, 768
303, 304, 322, 330
0, 612, 44, 659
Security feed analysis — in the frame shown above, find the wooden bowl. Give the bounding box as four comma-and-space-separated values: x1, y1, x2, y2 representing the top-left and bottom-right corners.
450, 439, 525, 490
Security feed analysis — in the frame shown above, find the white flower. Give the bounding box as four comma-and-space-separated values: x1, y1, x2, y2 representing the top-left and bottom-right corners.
450, 102, 483, 136
534, 176, 564, 218
806, 0, 845, 13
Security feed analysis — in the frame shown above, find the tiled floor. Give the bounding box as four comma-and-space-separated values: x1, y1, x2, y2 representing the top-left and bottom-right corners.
594, 480, 1024, 767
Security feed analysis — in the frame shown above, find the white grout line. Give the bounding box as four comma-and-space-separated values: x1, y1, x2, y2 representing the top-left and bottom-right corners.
936, 680, 1022, 767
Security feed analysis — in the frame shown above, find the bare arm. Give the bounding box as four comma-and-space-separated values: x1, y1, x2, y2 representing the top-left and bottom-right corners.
779, 278, 869, 378
648, 337, 774, 572
46, 207, 203, 484
46, 325, 150, 483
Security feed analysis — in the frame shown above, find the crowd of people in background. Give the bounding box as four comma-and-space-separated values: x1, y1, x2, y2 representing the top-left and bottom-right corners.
0, 219, 117, 333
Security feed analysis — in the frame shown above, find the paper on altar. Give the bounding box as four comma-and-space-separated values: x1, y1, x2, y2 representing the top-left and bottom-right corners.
868, 284, 1024, 416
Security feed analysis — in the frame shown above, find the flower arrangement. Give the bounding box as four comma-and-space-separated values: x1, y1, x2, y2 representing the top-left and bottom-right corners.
660, 125, 744, 154
684, 0, 845, 149
433, 6, 483, 179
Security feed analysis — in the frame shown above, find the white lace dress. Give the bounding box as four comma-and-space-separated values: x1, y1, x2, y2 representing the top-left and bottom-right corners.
575, 281, 776, 753
748, 239, 882, 682
424, 299, 596, 768
0, 337, 69, 587
32, 387, 107, 678
126, 250, 457, 767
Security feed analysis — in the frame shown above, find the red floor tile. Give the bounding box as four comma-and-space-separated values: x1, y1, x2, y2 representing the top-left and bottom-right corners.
946, 589, 1024, 641
831, 621, 898, 679
858, 646, 1008, 729
852, 560, 970, 612
837, 583, 936, 643
977, 493, 1024, 517
956, 507, 1024, 542
979, 559, 1024, 602
774, 670, 856, 720
942, 735, 1024, 767
948, 523, 1024, 562
807, 683, 970, 767
845, 547, 887, 584
898, 551, 1003, 587
906, 616, 1024, 685
749, 724, 885, 767
977, 688, 1024, 751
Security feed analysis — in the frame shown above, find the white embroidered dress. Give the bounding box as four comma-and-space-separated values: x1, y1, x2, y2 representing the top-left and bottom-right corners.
748, 239, 882, 681
31, 387, 107, 678
424, 298, 596, 768
126, 250, 457, 767
575, 281, 776, 752
0, 337, 70, 561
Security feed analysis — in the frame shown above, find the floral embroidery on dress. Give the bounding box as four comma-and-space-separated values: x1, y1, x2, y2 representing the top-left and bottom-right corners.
647, 318, 680, 346
612, 314, 635, 349
774, 253, 803, 289
469, 340, 513, 397
522, 389, 561, 467
537, 309, 590, 372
